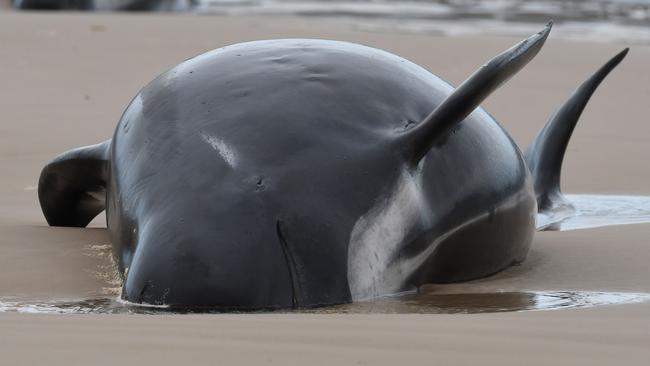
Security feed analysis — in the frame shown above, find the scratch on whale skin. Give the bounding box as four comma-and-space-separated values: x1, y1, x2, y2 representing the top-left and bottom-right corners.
201, 133, 238, 168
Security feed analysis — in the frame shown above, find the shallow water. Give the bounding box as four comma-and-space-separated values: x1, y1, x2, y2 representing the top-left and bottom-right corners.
193, 0, 650, 44
11, 0, 650, 42
1, 291, 648, 314
552, 194, 650, 231
310, 291, 650, 314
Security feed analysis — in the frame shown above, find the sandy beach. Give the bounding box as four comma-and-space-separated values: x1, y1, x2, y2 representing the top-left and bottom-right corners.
0, 10, 649, 365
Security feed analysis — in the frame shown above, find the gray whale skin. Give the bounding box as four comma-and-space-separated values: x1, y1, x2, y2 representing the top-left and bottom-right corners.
38, 23, 629, 310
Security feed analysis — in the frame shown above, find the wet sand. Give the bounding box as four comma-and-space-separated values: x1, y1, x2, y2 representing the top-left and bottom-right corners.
1, 10, 650, 365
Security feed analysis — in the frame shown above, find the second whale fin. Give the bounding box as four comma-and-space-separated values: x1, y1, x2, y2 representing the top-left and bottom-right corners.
38, 140, 111, 227
526, 48, 629, 230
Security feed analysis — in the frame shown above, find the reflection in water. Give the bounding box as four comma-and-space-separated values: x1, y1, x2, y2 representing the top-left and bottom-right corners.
1, 291, 648, 314
309, 291, 650, 314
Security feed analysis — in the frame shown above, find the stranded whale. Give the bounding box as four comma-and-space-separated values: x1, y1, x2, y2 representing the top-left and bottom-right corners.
13, 0, 193, 11
38, 23, 629, 309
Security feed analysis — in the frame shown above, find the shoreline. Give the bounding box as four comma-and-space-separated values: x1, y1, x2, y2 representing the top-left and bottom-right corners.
6, 1, 650, 44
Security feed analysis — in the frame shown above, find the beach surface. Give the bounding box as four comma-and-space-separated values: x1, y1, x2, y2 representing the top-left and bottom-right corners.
0, 10, 649, 365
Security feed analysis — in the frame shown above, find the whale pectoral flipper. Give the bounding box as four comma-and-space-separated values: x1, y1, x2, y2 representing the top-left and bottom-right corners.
38, 140, 111, 227
399, 22, 552, 164
526, 49, 629, 228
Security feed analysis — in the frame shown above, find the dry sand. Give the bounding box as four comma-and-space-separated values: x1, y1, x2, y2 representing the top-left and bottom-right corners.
0, 10, 649, 365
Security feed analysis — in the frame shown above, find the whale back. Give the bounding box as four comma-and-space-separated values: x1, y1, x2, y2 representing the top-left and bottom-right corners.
102, 39, 536, 307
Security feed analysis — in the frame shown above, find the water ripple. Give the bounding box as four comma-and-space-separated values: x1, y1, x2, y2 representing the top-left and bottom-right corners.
1, 291, 648, 314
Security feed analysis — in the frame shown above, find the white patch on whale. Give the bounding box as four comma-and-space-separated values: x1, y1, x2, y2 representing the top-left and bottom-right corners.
346, 168, 530, 301
347, 169, 433, 301
201, 133, 238, 168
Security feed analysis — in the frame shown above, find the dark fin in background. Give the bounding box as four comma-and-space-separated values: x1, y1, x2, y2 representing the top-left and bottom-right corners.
38, 140, 111, 227
398, 22, 552, 165
526, 49, 629, 230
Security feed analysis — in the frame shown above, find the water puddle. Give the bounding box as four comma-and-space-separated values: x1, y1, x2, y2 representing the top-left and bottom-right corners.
307, 291, 650, 314
553, 194, 650, 231
0, 291, 648, 314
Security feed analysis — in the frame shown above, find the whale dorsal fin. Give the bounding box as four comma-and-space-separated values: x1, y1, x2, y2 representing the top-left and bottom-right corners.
38, 140, 111, 227
399, 22, 552, 164
526, 48, 628, 220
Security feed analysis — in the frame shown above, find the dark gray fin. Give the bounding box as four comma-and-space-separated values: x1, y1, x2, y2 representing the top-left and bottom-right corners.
399, 22, 552, 165
118, 0, 169, 11
38, 140, 111, 227
526, 48, 629, 229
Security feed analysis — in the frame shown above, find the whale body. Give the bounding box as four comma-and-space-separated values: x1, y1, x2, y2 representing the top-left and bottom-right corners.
38, 24, 629, 309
